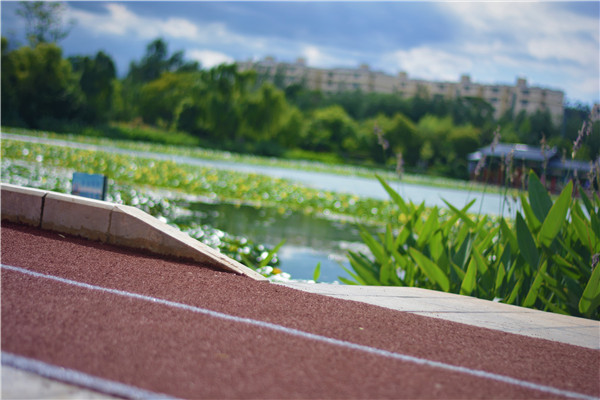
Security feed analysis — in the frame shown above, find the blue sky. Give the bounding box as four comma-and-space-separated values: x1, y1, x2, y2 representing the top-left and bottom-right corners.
2, 1, 599, 106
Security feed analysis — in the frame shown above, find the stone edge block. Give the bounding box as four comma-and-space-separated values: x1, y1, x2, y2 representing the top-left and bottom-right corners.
1, 184, 46, 227
109, 204, 266, 280
1, 184, 265, 281
42, 192, 115, 242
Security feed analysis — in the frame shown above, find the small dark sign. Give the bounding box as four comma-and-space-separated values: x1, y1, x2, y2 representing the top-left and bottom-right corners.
71, 172, 107, 200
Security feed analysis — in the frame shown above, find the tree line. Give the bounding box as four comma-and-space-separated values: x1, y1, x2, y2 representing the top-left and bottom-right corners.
2, 32, 598, 180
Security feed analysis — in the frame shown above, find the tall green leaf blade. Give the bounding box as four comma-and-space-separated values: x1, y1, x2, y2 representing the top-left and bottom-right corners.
520, 194, 542, 233
376, 175, 409, 213
442, 199, 476, 228
409, 248, 450, 292
506, 276, 524, 304
347, 252, 380, 285
416, 207, 439, 248
359, 227, 388, 266
500, 218, 518, 254
578, 186, 596, 218
259, 239, 286, 268
313, 262, 321, 282
579, 264, 600, 317
516, 212, 539, 268
528, 171, 553, 223
379, 259, 392, 284
522, 260, 547, 308
571, 204, 598, 252
460, 258, 477, 296
452, 232, 473, 270
538, 181, 572, 248
429, 232, 444, 263
495, 262, 506, 295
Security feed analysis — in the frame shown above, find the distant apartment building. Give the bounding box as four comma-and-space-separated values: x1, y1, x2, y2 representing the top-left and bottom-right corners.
237, 56, 565, 125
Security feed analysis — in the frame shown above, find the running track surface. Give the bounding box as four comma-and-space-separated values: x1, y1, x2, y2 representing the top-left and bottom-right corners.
2, 222, 599, 399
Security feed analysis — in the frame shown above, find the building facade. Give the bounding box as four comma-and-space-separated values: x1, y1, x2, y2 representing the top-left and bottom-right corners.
237, 57, 565, 126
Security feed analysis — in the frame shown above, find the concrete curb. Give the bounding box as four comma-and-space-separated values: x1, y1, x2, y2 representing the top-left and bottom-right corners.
0, 183, 266, 281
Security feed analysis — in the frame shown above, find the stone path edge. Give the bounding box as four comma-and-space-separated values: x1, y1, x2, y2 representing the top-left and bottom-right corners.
0, 183, 265, 281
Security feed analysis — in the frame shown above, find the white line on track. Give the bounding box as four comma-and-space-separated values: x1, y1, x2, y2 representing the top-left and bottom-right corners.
1, 352, 181, 400
2, 264, 596, 400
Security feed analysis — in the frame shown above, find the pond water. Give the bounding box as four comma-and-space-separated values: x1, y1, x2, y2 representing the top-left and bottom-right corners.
177, 200, 375, 283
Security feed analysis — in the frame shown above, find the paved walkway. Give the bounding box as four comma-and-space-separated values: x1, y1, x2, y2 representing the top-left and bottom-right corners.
280, 282, 600, 349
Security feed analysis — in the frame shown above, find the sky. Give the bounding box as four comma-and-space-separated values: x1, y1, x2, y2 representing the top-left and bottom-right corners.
2, 1, 599, 106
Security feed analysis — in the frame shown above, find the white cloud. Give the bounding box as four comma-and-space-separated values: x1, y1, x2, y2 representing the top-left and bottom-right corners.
301, 45, 355, 69
187, 49, 234, 68
439, 2, 599, 68
160, 18, 199, 40
382, 47, 473, 82
66, 3, 251, 46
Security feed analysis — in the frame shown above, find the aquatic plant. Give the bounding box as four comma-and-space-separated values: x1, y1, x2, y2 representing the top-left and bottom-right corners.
343, 173, 600, 319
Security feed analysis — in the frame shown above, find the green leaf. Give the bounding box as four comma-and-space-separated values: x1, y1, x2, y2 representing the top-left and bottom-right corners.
442, 199, 476, 228
409, 247, 450, 292
520, 193, 542, 233
379, 259, 393, 284
376, 175, 409, 213
259, 239, 286, 268
495, 262, 506, 295
416, 207, 439, 248
428, 232, 444, 263
452, 232, 473, 270
528, 171, 553, 223
313, 262, 321, 282
340, 262, 367, 285
338, 276, 359, 285
537, 180, 572, 248
506, 276, 524, 304
578, 186, 596, 218
472, 246, 489, 275
572, 204, 598, 252
359, 227, 388, 266
500, 218, 518, 254
516, 212, 539, 268
522, 260, 547, 308
347, 252, 380, 285
579, 264, 600, 317
460, 258, 477, 296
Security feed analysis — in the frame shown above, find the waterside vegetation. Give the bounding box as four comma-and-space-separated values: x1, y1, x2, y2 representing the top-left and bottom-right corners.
343, 174, 600, 320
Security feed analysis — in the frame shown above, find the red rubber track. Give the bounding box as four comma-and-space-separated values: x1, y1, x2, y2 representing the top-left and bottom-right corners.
2, 222, 599, 399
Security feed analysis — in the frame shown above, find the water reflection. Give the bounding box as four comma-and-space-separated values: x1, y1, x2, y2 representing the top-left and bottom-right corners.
176, 201, 373, 282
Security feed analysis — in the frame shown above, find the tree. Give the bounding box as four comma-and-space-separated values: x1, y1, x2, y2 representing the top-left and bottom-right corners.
70, 51, 117, 122
385, 113, 419, 166
1, 39, 82, 127
16, 1, 74, 46
302, 105, 359, 153
127, 38, 199, 84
